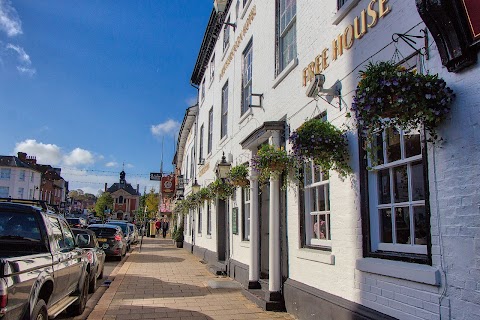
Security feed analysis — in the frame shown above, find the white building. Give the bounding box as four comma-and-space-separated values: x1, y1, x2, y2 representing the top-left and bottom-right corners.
174, 0, 480, 319
0, 156, 42, 200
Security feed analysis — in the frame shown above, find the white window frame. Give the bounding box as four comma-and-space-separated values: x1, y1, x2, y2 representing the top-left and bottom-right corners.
241, 41, 253, 115
304, 161, 331, 248
210, 54, 215, 83
223, 17, 231, 52
221, 81, 229, 138
208, 108, 213, 154
0, 169, 11, 180
242, 187, 251, 241
278, 0, 297, 73
198, 206, 202, 234
18, 187, 24, 199
0, 186, 9, 198
19, 170, 26, 181
199, 124, 204, 163
190, 146, 195, 181
201, 78, 205, 103
207, 202, 212, 235
367, 127, 427, 255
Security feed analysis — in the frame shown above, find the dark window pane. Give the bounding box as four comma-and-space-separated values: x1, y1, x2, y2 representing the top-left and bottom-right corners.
379, 208, 392, 243
314, 166, 321, 183
326, 214, 331, 240
405, 130, 421, 158
377, 169, 391, 204
317, 185, 326, 211
386, 127, 401, 163
393, 165, 409, 203
411, 161, 425, 201
311, 188, 318, 211
414, 206, 428, 245
374, 133, 384, 165
304, 163, 312, 185
395, 207, 410, 244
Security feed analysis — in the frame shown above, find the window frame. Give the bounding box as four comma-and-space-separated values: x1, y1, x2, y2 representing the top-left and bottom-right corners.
241, 40, 253, 115
190, 145, 195, 181
277, 0, 297, 73
198, 206, 202, 234
0, 186, 9, 198
210, 54, 215, 83
201, 78, 206, 103
19, 170, 26, 181
337, 0, 348, 9
359, 127, 432, 265
242, 187, 251, 241
221, 81, 229, 139
223, 16, 231, 52
199, 124, 204, 163
208, 108, 213, 154
207, 202, 212, 235
0, 168, 11, 180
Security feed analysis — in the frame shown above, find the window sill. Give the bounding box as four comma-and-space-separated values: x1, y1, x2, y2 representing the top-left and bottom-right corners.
239, 108, 253, 124
240, 0, 253, 19
272, 57, 298, 89
219, 135, 228, 146
331, 0, 361, 25
206, 234, 212, 239
356, 258, 441, 286
197, 233, 202, 237
240, 241, 250, 248
297, 248, 335, 265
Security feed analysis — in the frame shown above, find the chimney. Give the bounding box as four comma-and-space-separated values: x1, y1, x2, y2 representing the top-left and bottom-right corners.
104, 183, 108, 192
26, 156, 37, 165
137, 184, 139, 194
17, 152, 27, 161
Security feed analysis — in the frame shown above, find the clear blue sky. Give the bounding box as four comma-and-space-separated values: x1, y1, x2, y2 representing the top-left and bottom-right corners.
0, 0, 211, 195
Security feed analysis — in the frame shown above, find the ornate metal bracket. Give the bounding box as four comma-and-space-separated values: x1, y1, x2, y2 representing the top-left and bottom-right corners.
392, 29, 429, 60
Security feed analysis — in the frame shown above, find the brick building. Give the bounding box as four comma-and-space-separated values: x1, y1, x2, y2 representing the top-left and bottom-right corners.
105, 170, 140, 221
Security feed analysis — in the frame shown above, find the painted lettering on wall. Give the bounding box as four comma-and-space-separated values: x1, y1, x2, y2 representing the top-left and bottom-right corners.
302, 0, 391, 86
220, 5, 257, 79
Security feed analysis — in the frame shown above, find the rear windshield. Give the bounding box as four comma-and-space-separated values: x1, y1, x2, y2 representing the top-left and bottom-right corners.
67, 218, 80, 224
0, 211, 42, 241
88, 227, 117, 237
72, 230, 96, 248
106, 222, 128, 234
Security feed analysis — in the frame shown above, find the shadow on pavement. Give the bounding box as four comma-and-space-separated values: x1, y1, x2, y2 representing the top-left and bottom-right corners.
106, 305, 214, 319
127, 254, 185, 264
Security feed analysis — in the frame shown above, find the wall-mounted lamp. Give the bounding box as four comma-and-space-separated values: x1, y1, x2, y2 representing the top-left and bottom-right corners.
306, 74, 341, 98
192, 179, 201, 193
215, 152, 231, 180
214, 0, 237, 30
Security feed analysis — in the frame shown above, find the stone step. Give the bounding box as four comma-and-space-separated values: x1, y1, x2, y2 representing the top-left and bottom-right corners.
242, 286, 285, 312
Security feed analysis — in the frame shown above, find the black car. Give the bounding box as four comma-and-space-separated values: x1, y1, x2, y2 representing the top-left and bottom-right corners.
66, 217, 88, 229
87, 224, 127, 261
105, 220, 133, 250
72, 228, 106, 293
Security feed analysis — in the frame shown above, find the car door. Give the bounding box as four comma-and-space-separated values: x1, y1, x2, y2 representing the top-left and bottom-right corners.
47, 216, 72, 305
59, 219, 84, 294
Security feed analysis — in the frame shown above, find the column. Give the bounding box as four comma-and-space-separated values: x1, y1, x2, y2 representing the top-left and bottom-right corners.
248, 170, 260, 289
269, 132, 281, 298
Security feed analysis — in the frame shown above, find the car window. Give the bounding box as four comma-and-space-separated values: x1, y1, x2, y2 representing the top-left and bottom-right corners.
60, 220, 75, 249
48, 216, 65, 250
0, 211, 42, 240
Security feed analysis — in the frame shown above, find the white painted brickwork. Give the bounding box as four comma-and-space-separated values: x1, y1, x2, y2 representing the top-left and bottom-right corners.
180, 0, 480, 319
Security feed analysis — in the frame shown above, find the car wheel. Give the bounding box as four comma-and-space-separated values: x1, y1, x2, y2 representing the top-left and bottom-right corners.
67, 275, 89, 316
31, 299, 47, 320
89, 271, 97, 293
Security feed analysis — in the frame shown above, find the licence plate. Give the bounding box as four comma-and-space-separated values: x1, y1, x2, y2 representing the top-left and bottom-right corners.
98, 238, 107, 242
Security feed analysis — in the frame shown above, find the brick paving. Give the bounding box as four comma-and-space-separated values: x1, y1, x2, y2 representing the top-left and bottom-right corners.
87, 237, 296, 320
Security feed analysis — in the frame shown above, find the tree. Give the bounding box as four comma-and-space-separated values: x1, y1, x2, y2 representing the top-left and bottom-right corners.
145, 188, 159, 219
95, 192, 114, 219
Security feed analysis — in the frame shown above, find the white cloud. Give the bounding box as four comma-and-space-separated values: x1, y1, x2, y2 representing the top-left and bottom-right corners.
0, 0, 22, 37
17, 66, 35, 76
126, 163, 134, 168
7, 44, 30, 64
63, 148, 95, 166
14, 139, 63, 165
105, 161, 118, 167
151, 119, 180, 137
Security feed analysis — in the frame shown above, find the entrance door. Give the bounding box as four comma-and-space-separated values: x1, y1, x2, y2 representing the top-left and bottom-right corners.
217, 199, 228, 262
259, 184, 270, 279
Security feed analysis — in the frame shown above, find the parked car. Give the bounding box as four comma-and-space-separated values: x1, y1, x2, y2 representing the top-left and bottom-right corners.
66, 217, 88, 229
0, 200, 91, 319
87, 224, 127, 260
127, 223, 139, 244
71, 228, 106, 293
105, 220, 133, 250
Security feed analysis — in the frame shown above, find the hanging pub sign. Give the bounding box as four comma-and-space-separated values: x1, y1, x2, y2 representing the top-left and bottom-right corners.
161, 175, 175, 195
461, 0, 480, 41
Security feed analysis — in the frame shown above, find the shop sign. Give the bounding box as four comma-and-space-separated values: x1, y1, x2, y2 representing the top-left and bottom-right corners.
161, 175, 175, 195
461, 0, 480, 41
302, 0, 392, 86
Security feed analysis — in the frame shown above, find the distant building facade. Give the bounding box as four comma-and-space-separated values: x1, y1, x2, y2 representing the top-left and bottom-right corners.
106, 171, 140, 220
0, 155, 41, 200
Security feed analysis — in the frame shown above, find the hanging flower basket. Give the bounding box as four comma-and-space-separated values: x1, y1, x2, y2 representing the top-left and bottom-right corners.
208, 179, 235, 200
227, 164, 250, 187
350, 61, 455, 145
251, 144, 293, 182
290, 118, 351, 178
197, 187, 214, 201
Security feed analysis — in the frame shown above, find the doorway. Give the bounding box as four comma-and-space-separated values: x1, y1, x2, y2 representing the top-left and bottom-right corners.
217, 198, 229, 262
259, 183, 270, 279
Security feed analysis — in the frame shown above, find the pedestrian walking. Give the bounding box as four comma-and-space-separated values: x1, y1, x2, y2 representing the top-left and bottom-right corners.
160, 218, 169, 238
155, 219, 161, 236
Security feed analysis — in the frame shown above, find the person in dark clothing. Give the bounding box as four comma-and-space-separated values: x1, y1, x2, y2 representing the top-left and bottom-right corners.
160, 218, 169, 238
155, 219, 161, 236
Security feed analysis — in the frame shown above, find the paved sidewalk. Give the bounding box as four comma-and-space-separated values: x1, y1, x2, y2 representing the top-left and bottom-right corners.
87, 237, 295, 320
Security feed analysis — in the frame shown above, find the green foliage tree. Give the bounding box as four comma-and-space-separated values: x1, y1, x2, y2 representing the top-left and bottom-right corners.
95, 192, 114, 219
145, 188, 159, 219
